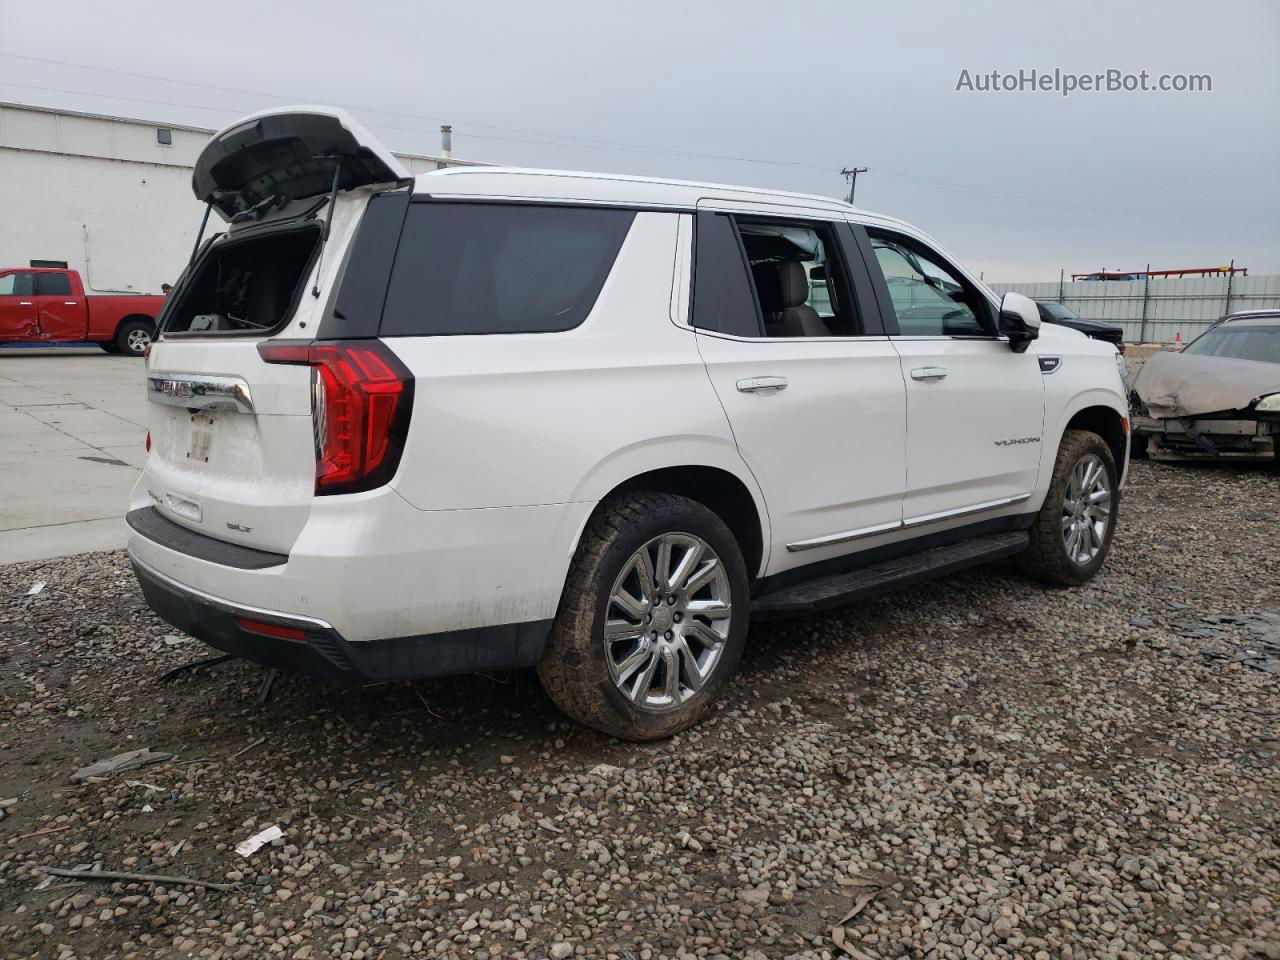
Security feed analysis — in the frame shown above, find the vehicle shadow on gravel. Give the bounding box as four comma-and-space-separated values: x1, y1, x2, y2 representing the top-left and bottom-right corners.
0, 548, 1035, 780
156, 569, 984, 758
165, 657, 566, 755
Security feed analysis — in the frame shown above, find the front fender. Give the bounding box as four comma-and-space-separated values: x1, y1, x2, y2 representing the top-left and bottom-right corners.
1041, 386, 1131, 497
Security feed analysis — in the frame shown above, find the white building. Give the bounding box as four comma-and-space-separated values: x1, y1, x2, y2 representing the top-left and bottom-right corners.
0, 102, 479, 294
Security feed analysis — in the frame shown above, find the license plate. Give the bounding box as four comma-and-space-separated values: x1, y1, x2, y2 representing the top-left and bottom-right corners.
188, 414, 215, 463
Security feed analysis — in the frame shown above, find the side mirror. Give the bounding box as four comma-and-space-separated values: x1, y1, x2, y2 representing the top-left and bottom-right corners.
999, 292, 1041, 353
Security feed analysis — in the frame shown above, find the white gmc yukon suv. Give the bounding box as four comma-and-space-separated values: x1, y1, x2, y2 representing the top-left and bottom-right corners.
129, 107, 1129, 740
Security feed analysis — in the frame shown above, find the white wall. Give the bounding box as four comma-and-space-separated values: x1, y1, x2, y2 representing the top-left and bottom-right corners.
0, 149, 197, 293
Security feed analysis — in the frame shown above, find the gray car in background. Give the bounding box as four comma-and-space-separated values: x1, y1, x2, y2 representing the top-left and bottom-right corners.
1128, 310, 1280, 462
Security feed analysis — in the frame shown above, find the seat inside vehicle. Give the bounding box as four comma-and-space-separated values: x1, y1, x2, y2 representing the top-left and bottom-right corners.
737, 220, 853, 337
752, 261, 831, 337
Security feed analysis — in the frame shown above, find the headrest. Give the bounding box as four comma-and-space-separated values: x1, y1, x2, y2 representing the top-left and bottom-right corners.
752, 260, 810, 311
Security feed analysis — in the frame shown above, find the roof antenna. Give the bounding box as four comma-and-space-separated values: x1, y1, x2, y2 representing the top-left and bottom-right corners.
312, 158, 343, 298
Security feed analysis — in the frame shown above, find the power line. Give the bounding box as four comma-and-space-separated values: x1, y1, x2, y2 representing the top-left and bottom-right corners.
866, 169, 1170, 223
0, 54, 1179, 224
0, 79, 833, 168
0, 51, 834, 168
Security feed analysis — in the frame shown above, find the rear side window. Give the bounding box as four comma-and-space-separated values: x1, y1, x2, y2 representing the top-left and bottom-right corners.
37, 273, 72, 296
380, 203, 635, 336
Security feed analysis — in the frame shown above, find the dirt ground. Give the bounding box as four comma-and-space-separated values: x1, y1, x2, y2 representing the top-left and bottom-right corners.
0, 460, 1277, 960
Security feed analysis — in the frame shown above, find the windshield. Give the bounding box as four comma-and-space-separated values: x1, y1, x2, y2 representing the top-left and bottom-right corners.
1039, 302, 1079, 321
1182, 325, 1280, 364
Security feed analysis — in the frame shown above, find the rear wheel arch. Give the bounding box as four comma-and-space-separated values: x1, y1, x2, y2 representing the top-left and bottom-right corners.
115, 313, 155, 335
578, 465, 767, 580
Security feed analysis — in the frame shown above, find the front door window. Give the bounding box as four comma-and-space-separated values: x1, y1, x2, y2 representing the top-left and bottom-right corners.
870, 240, 985, 337
0, 273, 37, 297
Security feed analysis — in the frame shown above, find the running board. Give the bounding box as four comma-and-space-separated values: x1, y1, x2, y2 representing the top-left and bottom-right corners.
751, 531, 1030, 617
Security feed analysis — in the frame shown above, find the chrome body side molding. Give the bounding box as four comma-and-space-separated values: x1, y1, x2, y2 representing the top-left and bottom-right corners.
786, 494, 1032, 552
785, 519, 904, 553
903, 493, 1031, 528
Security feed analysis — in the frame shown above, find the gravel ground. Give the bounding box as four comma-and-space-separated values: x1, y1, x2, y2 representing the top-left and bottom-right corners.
0, 460, 1277, 960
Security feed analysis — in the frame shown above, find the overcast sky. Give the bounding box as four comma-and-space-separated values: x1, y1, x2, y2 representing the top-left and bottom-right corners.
3, 0, 1277, 281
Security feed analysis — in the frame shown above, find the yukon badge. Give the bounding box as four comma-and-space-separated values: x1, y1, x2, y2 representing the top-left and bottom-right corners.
994, 436, 1041, 446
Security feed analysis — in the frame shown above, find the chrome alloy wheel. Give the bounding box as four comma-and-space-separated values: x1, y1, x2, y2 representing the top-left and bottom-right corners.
1061, 453, 1112, 565
126, 328, 152, 353
604, 532, 733, 712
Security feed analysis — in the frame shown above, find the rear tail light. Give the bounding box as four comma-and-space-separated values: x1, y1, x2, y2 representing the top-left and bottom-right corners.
258, 340, 414, 495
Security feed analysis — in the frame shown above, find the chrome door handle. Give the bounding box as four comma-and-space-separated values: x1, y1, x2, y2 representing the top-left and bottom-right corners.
910, 366, 948, 381
18, 301, 33, 306
64, 301, 78, 306
736, 376, 788, 394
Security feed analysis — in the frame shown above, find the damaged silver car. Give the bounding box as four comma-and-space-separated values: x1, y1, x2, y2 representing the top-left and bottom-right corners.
1129, 310, 1280, 462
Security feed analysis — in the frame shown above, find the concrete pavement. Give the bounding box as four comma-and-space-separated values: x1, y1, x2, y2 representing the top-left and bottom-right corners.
0, 348, 148, 563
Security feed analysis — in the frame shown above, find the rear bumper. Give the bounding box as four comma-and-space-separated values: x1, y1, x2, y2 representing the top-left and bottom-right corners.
126, 476, 592, 678
128, 478, 589, 639
131, 553, 550, 681
127, 506, 287, 569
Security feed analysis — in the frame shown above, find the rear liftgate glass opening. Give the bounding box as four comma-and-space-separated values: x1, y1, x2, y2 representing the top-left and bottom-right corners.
164, 226, 322, 335
258, 340, 414, 495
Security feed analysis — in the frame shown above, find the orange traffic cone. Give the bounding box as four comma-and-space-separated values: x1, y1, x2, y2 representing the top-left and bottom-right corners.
1175, 330, 1182, 349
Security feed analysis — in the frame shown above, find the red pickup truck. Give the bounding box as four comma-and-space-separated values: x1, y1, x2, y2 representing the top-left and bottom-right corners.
0, 267, 166, 357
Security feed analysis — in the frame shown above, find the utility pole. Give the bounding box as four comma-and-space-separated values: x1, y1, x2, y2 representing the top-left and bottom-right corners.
841, 167, 868, 204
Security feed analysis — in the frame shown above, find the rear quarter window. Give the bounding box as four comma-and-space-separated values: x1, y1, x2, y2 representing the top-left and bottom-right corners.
690, 212, 762, 337
380, 202, 635, 336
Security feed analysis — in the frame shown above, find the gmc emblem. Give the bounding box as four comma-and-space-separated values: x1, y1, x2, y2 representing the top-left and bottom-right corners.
157, 379, 194, 399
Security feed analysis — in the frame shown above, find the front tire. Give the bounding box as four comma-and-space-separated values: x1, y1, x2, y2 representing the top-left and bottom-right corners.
1021, 429, 1120, 585
538, 492, 749, 741
115, 320, 153, 357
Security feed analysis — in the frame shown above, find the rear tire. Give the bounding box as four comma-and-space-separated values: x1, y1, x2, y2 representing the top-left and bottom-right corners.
538, 492, 749, 741
115, 320, 153, 357
1021, 429, 1120, 586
